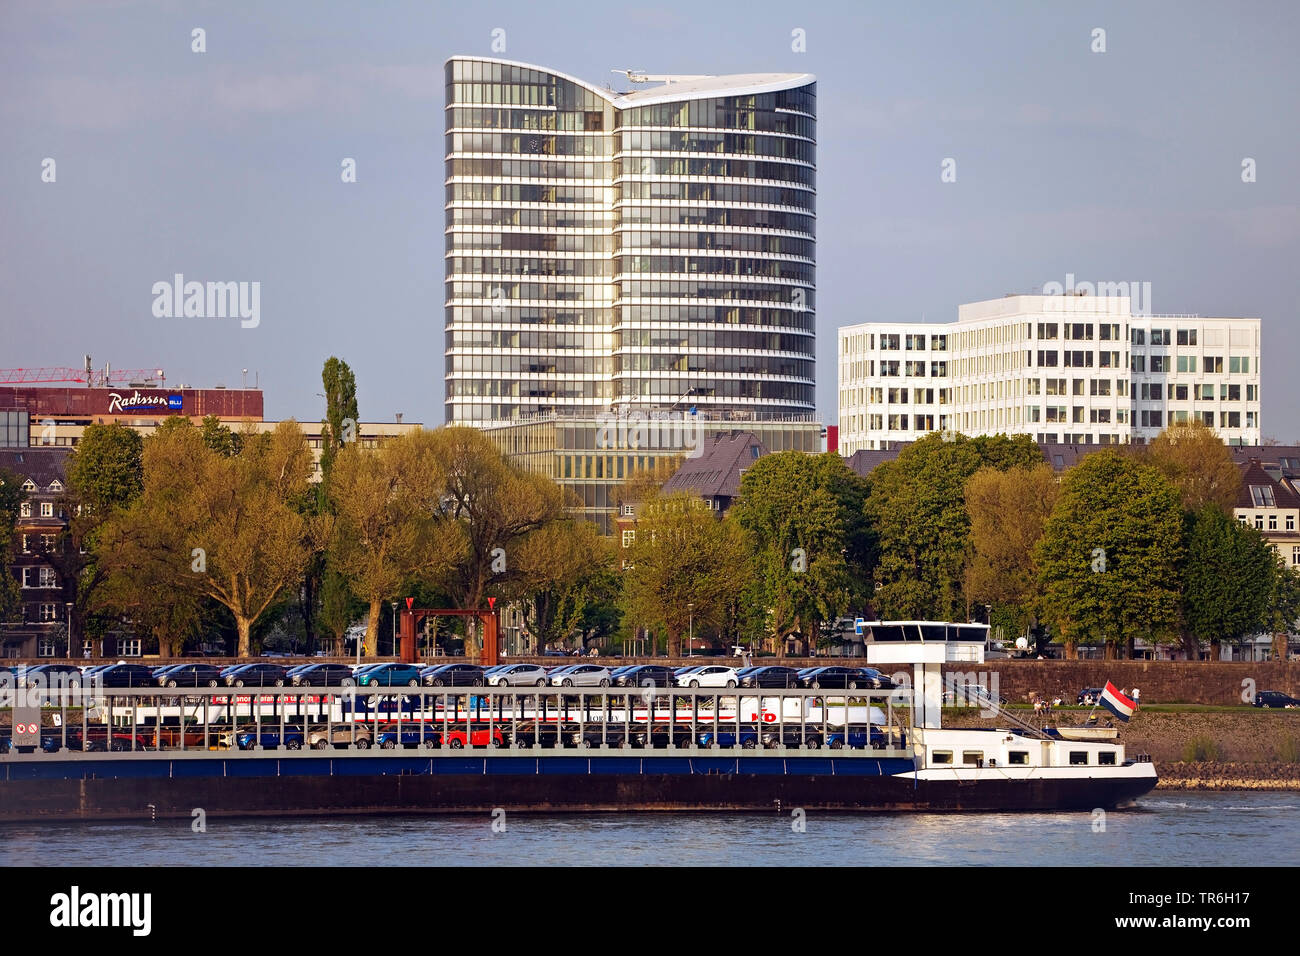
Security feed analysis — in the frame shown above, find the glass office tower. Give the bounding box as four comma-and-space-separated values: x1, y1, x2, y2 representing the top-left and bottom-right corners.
445, 58, 817, 424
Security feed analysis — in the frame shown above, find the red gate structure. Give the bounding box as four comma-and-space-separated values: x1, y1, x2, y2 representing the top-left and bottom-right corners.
398, 607, 500, 666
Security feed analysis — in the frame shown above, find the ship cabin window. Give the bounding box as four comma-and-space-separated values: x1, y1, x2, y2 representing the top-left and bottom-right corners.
1008, 751, 1029, 765
962, 751, 984, 767
1098, 751, 1116, 766
1069, 751, 1089, 765
932, 750, 953, 764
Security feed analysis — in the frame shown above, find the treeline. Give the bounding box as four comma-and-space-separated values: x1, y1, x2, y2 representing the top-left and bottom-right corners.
2, 359, 1294, 661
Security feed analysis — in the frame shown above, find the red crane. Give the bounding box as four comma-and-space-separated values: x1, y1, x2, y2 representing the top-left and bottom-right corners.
0, 366, 165, 386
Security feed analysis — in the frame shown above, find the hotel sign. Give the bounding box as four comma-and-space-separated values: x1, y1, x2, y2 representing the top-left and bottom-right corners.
106, 391, 184, 414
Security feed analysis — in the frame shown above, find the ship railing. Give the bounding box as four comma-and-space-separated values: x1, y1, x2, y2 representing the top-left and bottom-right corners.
0, 685, 916, 758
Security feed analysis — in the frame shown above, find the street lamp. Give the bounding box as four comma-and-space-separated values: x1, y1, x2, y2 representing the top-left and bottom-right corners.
66, 602, 73, 660
688, 603, 694, 659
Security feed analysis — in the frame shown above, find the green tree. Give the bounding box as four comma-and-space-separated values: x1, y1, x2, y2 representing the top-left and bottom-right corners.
1146, 421, 1242, 512
964, 463, 1060, 636
427, 427, 566, 656
200, 415, 244, 457
1036, 450, 1185, 659
0, 467, 26, 621
866, 432, 1043, 620
1263, 557, 1300, 661
620, 493, 751, 656
1180, 506, 1273, 660
326, 432, 462, 656
102, 419, 320, 656
319, 356, 359, 485
48, 423, 146, 650
505, 520, 620, 653
733, 451, 872, 652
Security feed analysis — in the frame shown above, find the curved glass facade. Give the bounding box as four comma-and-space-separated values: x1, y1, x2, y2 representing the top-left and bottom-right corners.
445, 58, 816, 423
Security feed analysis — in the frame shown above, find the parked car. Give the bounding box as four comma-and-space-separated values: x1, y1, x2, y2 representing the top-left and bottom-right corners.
224, 663, 289, 687
698, 725, 762, 748
22, 663, 85, 689
235, 725, 306, 750
292, 663, 357, 686
827, 726, 886, 750
512, 720, 583, 748
157, 663, 224, 688
549, 664, 612, 687
1077, 687, 1106, 706
740, 665, 801, 689
60, 726, 156, 752
421, 663, 486, 687
760, 726, 825, 749
676, 665, 739, 689
1253, 690, 1300, 709
433, 724, 505, 749
375, 722, 443, 749
634, 723, 697, 749
613, 664, 679, 688
567, 724, 634, 748
93, 663, 158, 688
359, 663, 422, 687
485, 663, 549, 687
308, 724, 373, 749
798, 666, 874, 690
140, 720, 208, 749
855, 667, 895, 690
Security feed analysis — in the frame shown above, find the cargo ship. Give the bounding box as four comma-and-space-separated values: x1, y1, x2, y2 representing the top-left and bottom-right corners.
0, 623, 1157, 821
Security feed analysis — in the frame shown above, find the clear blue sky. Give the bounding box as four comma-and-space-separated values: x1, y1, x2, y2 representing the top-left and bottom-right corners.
2, 1, 1297, 435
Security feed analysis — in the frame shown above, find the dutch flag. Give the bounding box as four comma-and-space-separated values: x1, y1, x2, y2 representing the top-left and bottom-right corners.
1099, 681, 1137, 722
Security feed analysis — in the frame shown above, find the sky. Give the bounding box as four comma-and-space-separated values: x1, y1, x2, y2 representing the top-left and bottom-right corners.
2, 0, 1297, 435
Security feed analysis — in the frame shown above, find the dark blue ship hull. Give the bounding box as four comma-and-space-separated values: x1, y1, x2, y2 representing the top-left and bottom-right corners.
0, 753, 1157, 819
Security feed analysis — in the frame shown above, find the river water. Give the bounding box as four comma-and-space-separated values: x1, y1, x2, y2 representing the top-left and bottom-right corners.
1, 792, 1295, 866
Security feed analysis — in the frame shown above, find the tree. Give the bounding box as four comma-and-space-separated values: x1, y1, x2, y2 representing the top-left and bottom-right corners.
303, 357, 359, 653
1263, 557, 1300, 661
319, 357, 359, 485
427, 427, 566, 656
325, 431, 463, 656
963, 463, 1060, 637
0, 467, 26, 621
505, 520, 620, 653
1146, 421, 1242, 512
1036, 450, 1185, 659
1180, 506, 1273, 660
620, 493, 751, 656
200, 415, 244, 457
50, 423, 145, 650
103, 419, 320, 656
866, 432, 1043, 620
733, 452, 872, 652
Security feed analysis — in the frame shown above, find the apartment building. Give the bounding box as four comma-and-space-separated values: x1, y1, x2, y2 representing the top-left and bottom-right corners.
838, 294, 1261, 453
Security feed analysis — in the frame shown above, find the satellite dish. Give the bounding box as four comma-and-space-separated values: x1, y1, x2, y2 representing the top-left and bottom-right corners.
1015, 637, 1029, 650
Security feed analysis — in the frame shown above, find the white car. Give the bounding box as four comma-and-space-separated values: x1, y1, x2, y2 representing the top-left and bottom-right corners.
549, 664, 612, 688
488, 663, 550, 687
676, 665, 739, 689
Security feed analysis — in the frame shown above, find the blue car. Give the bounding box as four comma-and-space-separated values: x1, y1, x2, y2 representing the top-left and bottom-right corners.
826, 726, 886, 750
697, 725, 760, 749
235, 726, 305, 750
358, 663, 422, 687
374, 722, 441, 749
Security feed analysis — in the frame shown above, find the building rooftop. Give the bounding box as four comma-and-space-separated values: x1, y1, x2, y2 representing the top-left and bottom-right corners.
661, 431, 767, 500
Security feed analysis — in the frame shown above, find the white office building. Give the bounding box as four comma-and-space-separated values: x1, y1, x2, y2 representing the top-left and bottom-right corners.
838, 294, 1261, 454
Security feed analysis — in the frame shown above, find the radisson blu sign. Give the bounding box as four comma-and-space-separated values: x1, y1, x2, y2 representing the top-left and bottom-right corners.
105, 391, 184, 414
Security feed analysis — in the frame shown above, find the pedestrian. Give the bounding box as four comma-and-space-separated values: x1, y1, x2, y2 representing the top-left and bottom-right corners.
1132, 686, 1141, 704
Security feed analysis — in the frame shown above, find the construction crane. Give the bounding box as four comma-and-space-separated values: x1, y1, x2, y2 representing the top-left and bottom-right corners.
0, 357, 165, 387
